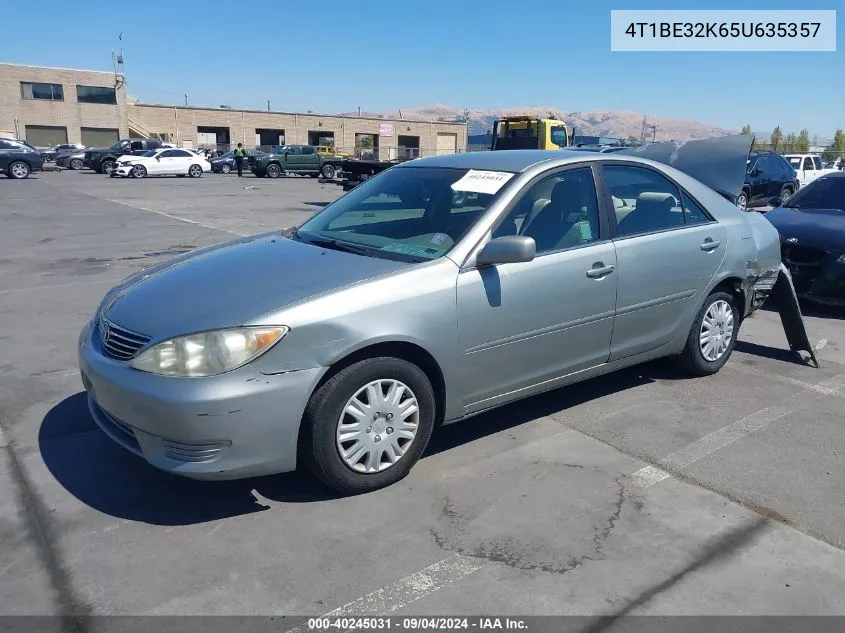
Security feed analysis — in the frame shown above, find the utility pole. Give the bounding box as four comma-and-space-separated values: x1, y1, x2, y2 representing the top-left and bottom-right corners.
184, 94, 188, 107
640, 115, 647, 146
267, 99, 271, 112
358, 106, 362, 117
649, 121, 660, 143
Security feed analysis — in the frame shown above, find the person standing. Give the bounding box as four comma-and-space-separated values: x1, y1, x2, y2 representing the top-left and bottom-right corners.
234, 143, 246, 177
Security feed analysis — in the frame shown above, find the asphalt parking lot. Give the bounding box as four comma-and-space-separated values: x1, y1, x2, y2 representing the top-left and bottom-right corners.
1, 170, 844, 625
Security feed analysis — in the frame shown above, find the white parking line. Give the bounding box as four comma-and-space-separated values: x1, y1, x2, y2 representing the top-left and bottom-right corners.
630, 373, 845, 489
727, 362, 844, 398
283, 556, 487, 633
0, 425, 7, 448
102, 198, 247, 236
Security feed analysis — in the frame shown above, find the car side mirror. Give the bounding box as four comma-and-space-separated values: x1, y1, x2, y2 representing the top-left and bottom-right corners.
476, 235, 536, 267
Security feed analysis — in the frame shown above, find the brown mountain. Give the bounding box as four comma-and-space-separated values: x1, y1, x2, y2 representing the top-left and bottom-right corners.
339, 104, 734, 141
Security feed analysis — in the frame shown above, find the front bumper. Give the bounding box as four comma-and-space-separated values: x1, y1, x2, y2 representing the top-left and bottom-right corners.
113, 165, 133, 177
77, 320, 325, 480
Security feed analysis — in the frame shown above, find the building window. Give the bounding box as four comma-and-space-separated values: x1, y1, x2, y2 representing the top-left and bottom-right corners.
76, 85, 117, 105
21, 82, 64, 101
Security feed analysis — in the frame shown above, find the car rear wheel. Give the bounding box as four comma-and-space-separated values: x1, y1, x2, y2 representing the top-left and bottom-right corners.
8, 161, 31, 179
321, 164, 336, 179
736, 191, 748, 211
300, 357, 436, 494
676, 291, 738, 376
188, 164, 203, 178
266, 163, 282, 178
70, 158, 84, 170
221, 163, 231, 174
131, 165, 147, 179
780, 186, 793, 202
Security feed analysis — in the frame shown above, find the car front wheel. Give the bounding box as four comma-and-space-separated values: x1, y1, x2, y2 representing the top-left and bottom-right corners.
188, 164, 203, 178
221, 163, 231, 174
131, 165, 147, 178
70, 158, 84, 170
266, 164, 282, 178
8, 161, 31, 179
101, 160, 116, 175
300, 357, 436, 494
677, 291, 738, 376
321, 164, 336, 179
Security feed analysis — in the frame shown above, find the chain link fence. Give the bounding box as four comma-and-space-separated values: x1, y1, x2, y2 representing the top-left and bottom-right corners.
188, 144, 466, 160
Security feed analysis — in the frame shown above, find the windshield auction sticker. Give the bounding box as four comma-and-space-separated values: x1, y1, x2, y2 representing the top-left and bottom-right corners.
451, 170, 514, 195
611, 10, 836, 51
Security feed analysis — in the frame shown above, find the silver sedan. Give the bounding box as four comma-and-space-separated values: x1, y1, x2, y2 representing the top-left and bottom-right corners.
78, 142, 783, 493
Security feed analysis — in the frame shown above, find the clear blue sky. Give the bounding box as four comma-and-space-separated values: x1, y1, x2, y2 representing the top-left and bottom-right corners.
2, 0, 842, 137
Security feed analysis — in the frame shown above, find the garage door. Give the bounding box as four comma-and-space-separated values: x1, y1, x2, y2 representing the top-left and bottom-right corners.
436, 133, 457, 155
25, 125, 68, 147
81, 127, 119, 147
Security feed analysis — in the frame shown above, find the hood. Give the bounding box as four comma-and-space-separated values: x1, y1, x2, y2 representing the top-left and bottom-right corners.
616, 135, 753, 204
104, 233, 410, 337
765, 208, 845, 251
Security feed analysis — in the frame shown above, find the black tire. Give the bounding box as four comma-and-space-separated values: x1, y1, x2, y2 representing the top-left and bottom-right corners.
736, 191, 749, 211
131, 164, 147, 179
221, 163, 232, 174
321, 164, 336, 179
266, 163, 282, 178
7, 161, 31, 179
676, 291, 739, 377
780, 186, 793, 202
188, 164, 203, 178
70, 158, 84, 170
300, 357, 436, 494
101, 159, 116, 175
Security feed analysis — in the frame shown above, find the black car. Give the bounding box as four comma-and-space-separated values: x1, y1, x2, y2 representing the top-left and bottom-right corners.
210, 149, 260, 173
765, 172, 845, 306
739, 151, 799, 210
0, 138, 44, 179
56, 147, 89, 170
40, 143, 86, 162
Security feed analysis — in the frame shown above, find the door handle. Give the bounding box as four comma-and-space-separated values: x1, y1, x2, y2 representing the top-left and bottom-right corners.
700, 238, 721, 252
586, 264, 615, 279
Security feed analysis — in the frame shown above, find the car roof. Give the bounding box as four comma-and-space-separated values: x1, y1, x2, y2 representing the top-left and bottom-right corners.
820, 171, 845, 178
396, 149, 612, 173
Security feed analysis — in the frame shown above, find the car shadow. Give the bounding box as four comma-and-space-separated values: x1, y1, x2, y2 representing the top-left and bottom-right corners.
303, 201, 331, 207
38, 360, 687, 526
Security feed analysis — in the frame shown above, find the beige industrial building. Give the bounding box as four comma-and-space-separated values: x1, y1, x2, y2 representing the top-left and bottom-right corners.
0, 62, 467, 158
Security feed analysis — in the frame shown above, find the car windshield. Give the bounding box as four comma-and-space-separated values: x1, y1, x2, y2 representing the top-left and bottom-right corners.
293, 166, 513, 262
782, 177, 845, 211
140, 150, 158, 157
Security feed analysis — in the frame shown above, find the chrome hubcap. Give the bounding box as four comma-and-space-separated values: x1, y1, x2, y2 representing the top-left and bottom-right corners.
737, 196, 746, 210
699, 300, 734, 362
132, 165, 144, 177
11, 163, 27, 177
336, 379, 420, 473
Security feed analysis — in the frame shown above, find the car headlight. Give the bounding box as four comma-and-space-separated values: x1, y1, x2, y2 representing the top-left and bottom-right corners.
128, 326, 288, 377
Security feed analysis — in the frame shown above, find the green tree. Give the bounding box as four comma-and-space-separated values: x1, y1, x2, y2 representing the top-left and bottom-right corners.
783, 133, 798, 153
751, 136, 767, 151
796, 129, 810, 152
740, 125, 752, 135
770, 126, 784, 152
821, 129, 845, 166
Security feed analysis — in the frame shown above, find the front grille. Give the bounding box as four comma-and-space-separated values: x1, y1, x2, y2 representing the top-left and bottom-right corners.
99, 318, 150, 360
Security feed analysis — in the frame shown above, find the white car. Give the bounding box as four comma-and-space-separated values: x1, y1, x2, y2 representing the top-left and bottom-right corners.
113, 148, 211, 179
783, 153, 838, 188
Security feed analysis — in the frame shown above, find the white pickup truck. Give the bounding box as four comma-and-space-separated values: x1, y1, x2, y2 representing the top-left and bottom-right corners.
783, 153, 838, 188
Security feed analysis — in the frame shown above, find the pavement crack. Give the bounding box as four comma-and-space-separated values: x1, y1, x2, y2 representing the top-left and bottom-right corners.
0, 413, 92, 631
430, 481, 628, 576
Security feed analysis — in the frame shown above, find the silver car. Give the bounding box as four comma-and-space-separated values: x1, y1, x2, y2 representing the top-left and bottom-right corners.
78, 139, 783, 493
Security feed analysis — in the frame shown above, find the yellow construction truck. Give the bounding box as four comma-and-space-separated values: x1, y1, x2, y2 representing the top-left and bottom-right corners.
491, 115, 572, 150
